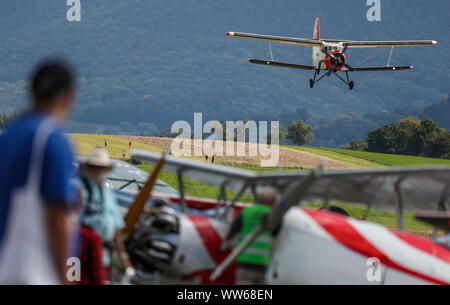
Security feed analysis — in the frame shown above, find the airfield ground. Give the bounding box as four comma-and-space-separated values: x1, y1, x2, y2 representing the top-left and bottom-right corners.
70, 133, 450, 234
115, 136, 359, 169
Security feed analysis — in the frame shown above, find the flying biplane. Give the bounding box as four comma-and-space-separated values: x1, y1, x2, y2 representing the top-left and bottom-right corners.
117, 150, 450, 285
226, 17, 438, 89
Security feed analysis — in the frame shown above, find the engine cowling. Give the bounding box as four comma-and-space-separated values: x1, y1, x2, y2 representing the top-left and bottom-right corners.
325, 51, 346, 71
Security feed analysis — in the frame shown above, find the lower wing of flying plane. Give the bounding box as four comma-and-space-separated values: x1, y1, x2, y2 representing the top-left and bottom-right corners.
249, 59, 413, 72
248, 59, 314, 70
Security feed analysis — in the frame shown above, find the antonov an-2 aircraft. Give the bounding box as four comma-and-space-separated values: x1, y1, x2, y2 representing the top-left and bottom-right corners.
226, 17, 438, 90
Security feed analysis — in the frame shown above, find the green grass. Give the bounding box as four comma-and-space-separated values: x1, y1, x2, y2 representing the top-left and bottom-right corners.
70, 133, 163, 159
285, 145, 379, 168
286, 145, 450, 167
316, 147, 450, 167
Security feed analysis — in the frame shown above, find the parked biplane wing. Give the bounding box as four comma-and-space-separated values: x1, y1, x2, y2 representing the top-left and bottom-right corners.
132, 150, 450, 213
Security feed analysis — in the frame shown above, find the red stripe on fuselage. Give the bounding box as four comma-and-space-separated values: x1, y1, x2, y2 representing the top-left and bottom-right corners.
390, 230, 450, 264
186, 214, 236, 284
303, 209, 447, 285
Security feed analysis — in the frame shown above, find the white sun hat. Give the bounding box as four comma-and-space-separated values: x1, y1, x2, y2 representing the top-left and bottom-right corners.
84, 148, 113, 168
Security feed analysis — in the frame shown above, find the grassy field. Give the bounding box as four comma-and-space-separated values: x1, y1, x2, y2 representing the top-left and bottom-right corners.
288, 146, 450, 167
72, 134, 442, 233
285, 146, 380, 168
70, 133, 163, 159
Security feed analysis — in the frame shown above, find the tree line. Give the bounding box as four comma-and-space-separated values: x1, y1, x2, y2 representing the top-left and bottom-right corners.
344, 117, 450, 159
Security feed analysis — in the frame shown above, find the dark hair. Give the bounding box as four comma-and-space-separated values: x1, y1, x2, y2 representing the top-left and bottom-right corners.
30, 59, 75, 104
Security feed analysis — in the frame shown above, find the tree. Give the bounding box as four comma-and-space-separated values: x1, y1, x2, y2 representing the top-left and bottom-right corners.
398, 117, 420, 133
287, 120, 314, 146
266, 124, 286, 145
366, 124, 398, 153
343, 140, 368, 151
364, 117, 450, 158
423, 130, 450, 158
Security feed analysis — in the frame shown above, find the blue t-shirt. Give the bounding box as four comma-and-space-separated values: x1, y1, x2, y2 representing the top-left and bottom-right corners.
0, 113, 78, 248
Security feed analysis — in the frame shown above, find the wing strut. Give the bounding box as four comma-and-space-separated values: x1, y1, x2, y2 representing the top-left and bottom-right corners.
221, 182, 249, 219
387, 46, 394, 67
215, 181, 228, 217
177, 169, 186, 213
268, 42, 274, 61
395, 178, 405, 231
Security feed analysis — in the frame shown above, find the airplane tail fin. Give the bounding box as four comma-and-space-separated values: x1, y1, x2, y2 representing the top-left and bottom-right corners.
313, 17, 320, 40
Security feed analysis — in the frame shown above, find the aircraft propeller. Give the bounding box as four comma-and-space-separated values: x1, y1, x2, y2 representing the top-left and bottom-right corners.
322, 45, 352, 76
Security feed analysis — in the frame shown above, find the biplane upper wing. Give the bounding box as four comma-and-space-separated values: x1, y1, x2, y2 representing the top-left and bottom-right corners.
226, 32, 437, 48
226, 32, 323, 47
132, 150, 450, 212
342, 40, 438, 48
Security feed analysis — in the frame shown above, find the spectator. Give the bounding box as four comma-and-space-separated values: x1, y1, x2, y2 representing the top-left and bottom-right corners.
205, 154, 209, 162
221, 187, 277, 284
211, 154, 215, 164
122, 149, 126, 159
129, 140, 132, 150
68, 194, 106, 285
0, 59, 78, 284
77, 148, 133, 281
104, 139, 107, 148
78, 224, 107, 285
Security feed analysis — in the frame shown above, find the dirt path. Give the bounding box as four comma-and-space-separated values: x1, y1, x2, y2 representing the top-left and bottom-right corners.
117, 136, 360, 169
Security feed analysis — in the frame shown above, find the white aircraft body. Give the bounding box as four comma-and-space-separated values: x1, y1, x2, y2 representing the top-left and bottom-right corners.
226, 17, 438, 89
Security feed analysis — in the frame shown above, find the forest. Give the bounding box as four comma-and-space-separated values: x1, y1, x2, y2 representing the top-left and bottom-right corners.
0, 1, 448, 146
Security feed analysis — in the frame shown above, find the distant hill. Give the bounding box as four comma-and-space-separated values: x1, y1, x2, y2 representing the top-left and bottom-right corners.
0, 1, 448, 145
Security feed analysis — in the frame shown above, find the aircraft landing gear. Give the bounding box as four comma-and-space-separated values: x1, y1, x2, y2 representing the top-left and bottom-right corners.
334, 70, 354, 90
348, 81, 354, 90
308, 69, 327, 88
309, 68, 354, 90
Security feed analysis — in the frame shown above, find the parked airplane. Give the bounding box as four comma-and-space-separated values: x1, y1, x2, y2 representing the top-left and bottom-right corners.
226, 17, 438, 90
121, 150, 449, 285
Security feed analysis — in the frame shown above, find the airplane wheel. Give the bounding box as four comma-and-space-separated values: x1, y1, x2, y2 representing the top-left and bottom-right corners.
348, 81, 354, 90
309, 79, 314, 88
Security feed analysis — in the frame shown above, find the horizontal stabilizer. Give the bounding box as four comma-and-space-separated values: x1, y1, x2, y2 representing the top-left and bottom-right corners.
347, 66, 413, 72
249, 59, 315, 70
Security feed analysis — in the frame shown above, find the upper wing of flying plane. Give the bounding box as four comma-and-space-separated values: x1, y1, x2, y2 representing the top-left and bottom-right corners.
226, 32, 437, 48
226, 32, 323, 47
342, 40, 438, 48
132, 150, 450, 213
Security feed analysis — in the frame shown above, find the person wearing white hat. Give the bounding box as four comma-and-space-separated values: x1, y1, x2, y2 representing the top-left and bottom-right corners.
77, 148, 133, 283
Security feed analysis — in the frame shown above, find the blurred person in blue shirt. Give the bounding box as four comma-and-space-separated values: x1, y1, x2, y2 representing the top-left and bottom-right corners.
0, 60, 78, 284
77, 148, 133, 276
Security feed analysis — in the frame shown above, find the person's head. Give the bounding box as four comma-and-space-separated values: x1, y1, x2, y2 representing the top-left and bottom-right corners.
81, 148, 113, 186
258, 186, 278, 206
30, 59, 76, 122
